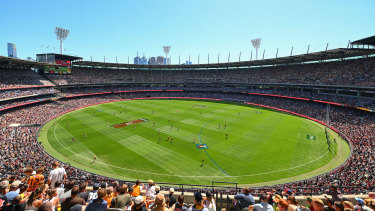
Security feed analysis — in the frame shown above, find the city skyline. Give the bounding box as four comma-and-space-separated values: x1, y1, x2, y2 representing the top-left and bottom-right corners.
1, 0, 374, 64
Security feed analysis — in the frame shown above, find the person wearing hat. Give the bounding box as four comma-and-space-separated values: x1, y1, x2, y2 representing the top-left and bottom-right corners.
343, 201, 354, 210
132, 195, 148, 211
188, 192, 208, 211
87, 183, 100, 203
234, 188, 255, 211
354, 198, 372, 211
169, 188, 176, 207
146, 180, 156, 198
151, 193, 169, 211
312, 198, 324, 211
85, 188, 108, 211
5, 181, 20, 205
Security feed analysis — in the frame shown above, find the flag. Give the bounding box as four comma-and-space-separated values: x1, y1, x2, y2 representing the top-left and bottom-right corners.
306, 135, 316, 140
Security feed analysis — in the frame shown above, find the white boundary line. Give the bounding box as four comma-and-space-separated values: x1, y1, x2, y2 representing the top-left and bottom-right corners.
51, 102, 332, 178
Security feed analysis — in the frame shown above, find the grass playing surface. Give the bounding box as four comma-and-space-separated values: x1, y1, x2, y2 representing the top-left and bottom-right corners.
38, 99, 350, 186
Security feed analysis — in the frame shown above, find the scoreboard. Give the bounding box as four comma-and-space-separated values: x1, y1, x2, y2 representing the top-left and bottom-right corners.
44, 60, 71, 74
36, 53, 82, 75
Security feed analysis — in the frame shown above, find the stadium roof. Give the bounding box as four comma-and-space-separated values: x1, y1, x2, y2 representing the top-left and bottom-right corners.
351, 35, 375, 46
74, 48, 375, 69
36, 53, 83, 61
0, 55, 56, 68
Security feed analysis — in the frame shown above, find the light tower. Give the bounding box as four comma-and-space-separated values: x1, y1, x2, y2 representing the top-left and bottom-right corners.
163, 46, 171, 64
55, 27, 70, 55
251, 38, 262, 60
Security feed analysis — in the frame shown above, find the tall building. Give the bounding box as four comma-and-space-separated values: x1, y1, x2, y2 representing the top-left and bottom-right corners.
163, 57, 171, 65
140, 56, 148, 65
7, 43, 17, 58
156, 56, 164, 65
149, 57, 156, 65
134, 56, 141, 64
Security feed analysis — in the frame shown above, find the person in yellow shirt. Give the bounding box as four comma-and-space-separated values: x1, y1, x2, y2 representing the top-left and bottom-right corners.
131, 180, 145, 197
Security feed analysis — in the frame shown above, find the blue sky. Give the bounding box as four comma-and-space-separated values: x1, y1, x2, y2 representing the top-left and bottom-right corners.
1, 0, 374, 64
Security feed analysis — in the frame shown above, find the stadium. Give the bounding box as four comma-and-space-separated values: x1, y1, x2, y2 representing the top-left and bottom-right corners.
1, 2, 375, 211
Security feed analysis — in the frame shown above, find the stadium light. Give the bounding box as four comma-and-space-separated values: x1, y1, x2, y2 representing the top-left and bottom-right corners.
251, 38, 262, 60
55, 27, 70, 55
163, 46, 171, 65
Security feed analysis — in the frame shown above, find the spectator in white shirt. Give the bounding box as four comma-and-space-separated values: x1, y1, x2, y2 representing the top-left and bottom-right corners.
48, 161, 67, 189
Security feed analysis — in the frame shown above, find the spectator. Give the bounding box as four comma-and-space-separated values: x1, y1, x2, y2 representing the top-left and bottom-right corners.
354, 198, 372, 211
132, 195, 148, 211
306, 197, 315, 211
325, 185, 342, 202
87, 183, 99, 203
48, 161, 67, 189
343, 201, 354, 210
146, 180, 156, 199
45, 188, 59, 211
26, 187, 44, 210
169, 188, 176, 207
77, 183, 88, 202
324, 197, 335, 211
203, 191, 216, 211
312, 198, 325, 211
234, 188, 255, 210
333, 201, 345, 211
85, 188, 108, 211
20, 167, 33, 184
103, 186, 114, 207
189, 192, 208, 211
172, 195, 188, 211
113, 184, 132, 210
0, 181, 9, 210
277, 199, 289, 211
27, 166, 45, 192
60, 186, 85, 211
5, 181, 20, 205
250, 192, 273, 211
37, 201, 53, 211
152, 193, 169, 211
131, 180, 144, 197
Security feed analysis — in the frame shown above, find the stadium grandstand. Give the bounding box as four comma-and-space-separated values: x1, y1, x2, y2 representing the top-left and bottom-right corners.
0, 34, 374, 211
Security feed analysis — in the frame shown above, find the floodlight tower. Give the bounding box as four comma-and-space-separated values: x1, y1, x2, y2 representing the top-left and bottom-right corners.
251, 38, 262, 60
55, 27, 70, 55
163, 46, 171, 64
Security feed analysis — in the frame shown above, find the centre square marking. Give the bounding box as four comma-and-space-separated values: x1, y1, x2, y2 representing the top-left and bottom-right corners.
111, 118, 148, 128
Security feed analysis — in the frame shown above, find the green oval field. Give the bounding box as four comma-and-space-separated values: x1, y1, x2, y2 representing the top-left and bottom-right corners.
38, 99, 350, 186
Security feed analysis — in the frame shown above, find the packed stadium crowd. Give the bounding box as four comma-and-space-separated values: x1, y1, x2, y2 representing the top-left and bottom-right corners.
0, 88, 56, 100
0, 69, 53, 89
44, 57, 375, 86
1, 57, 375, 210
